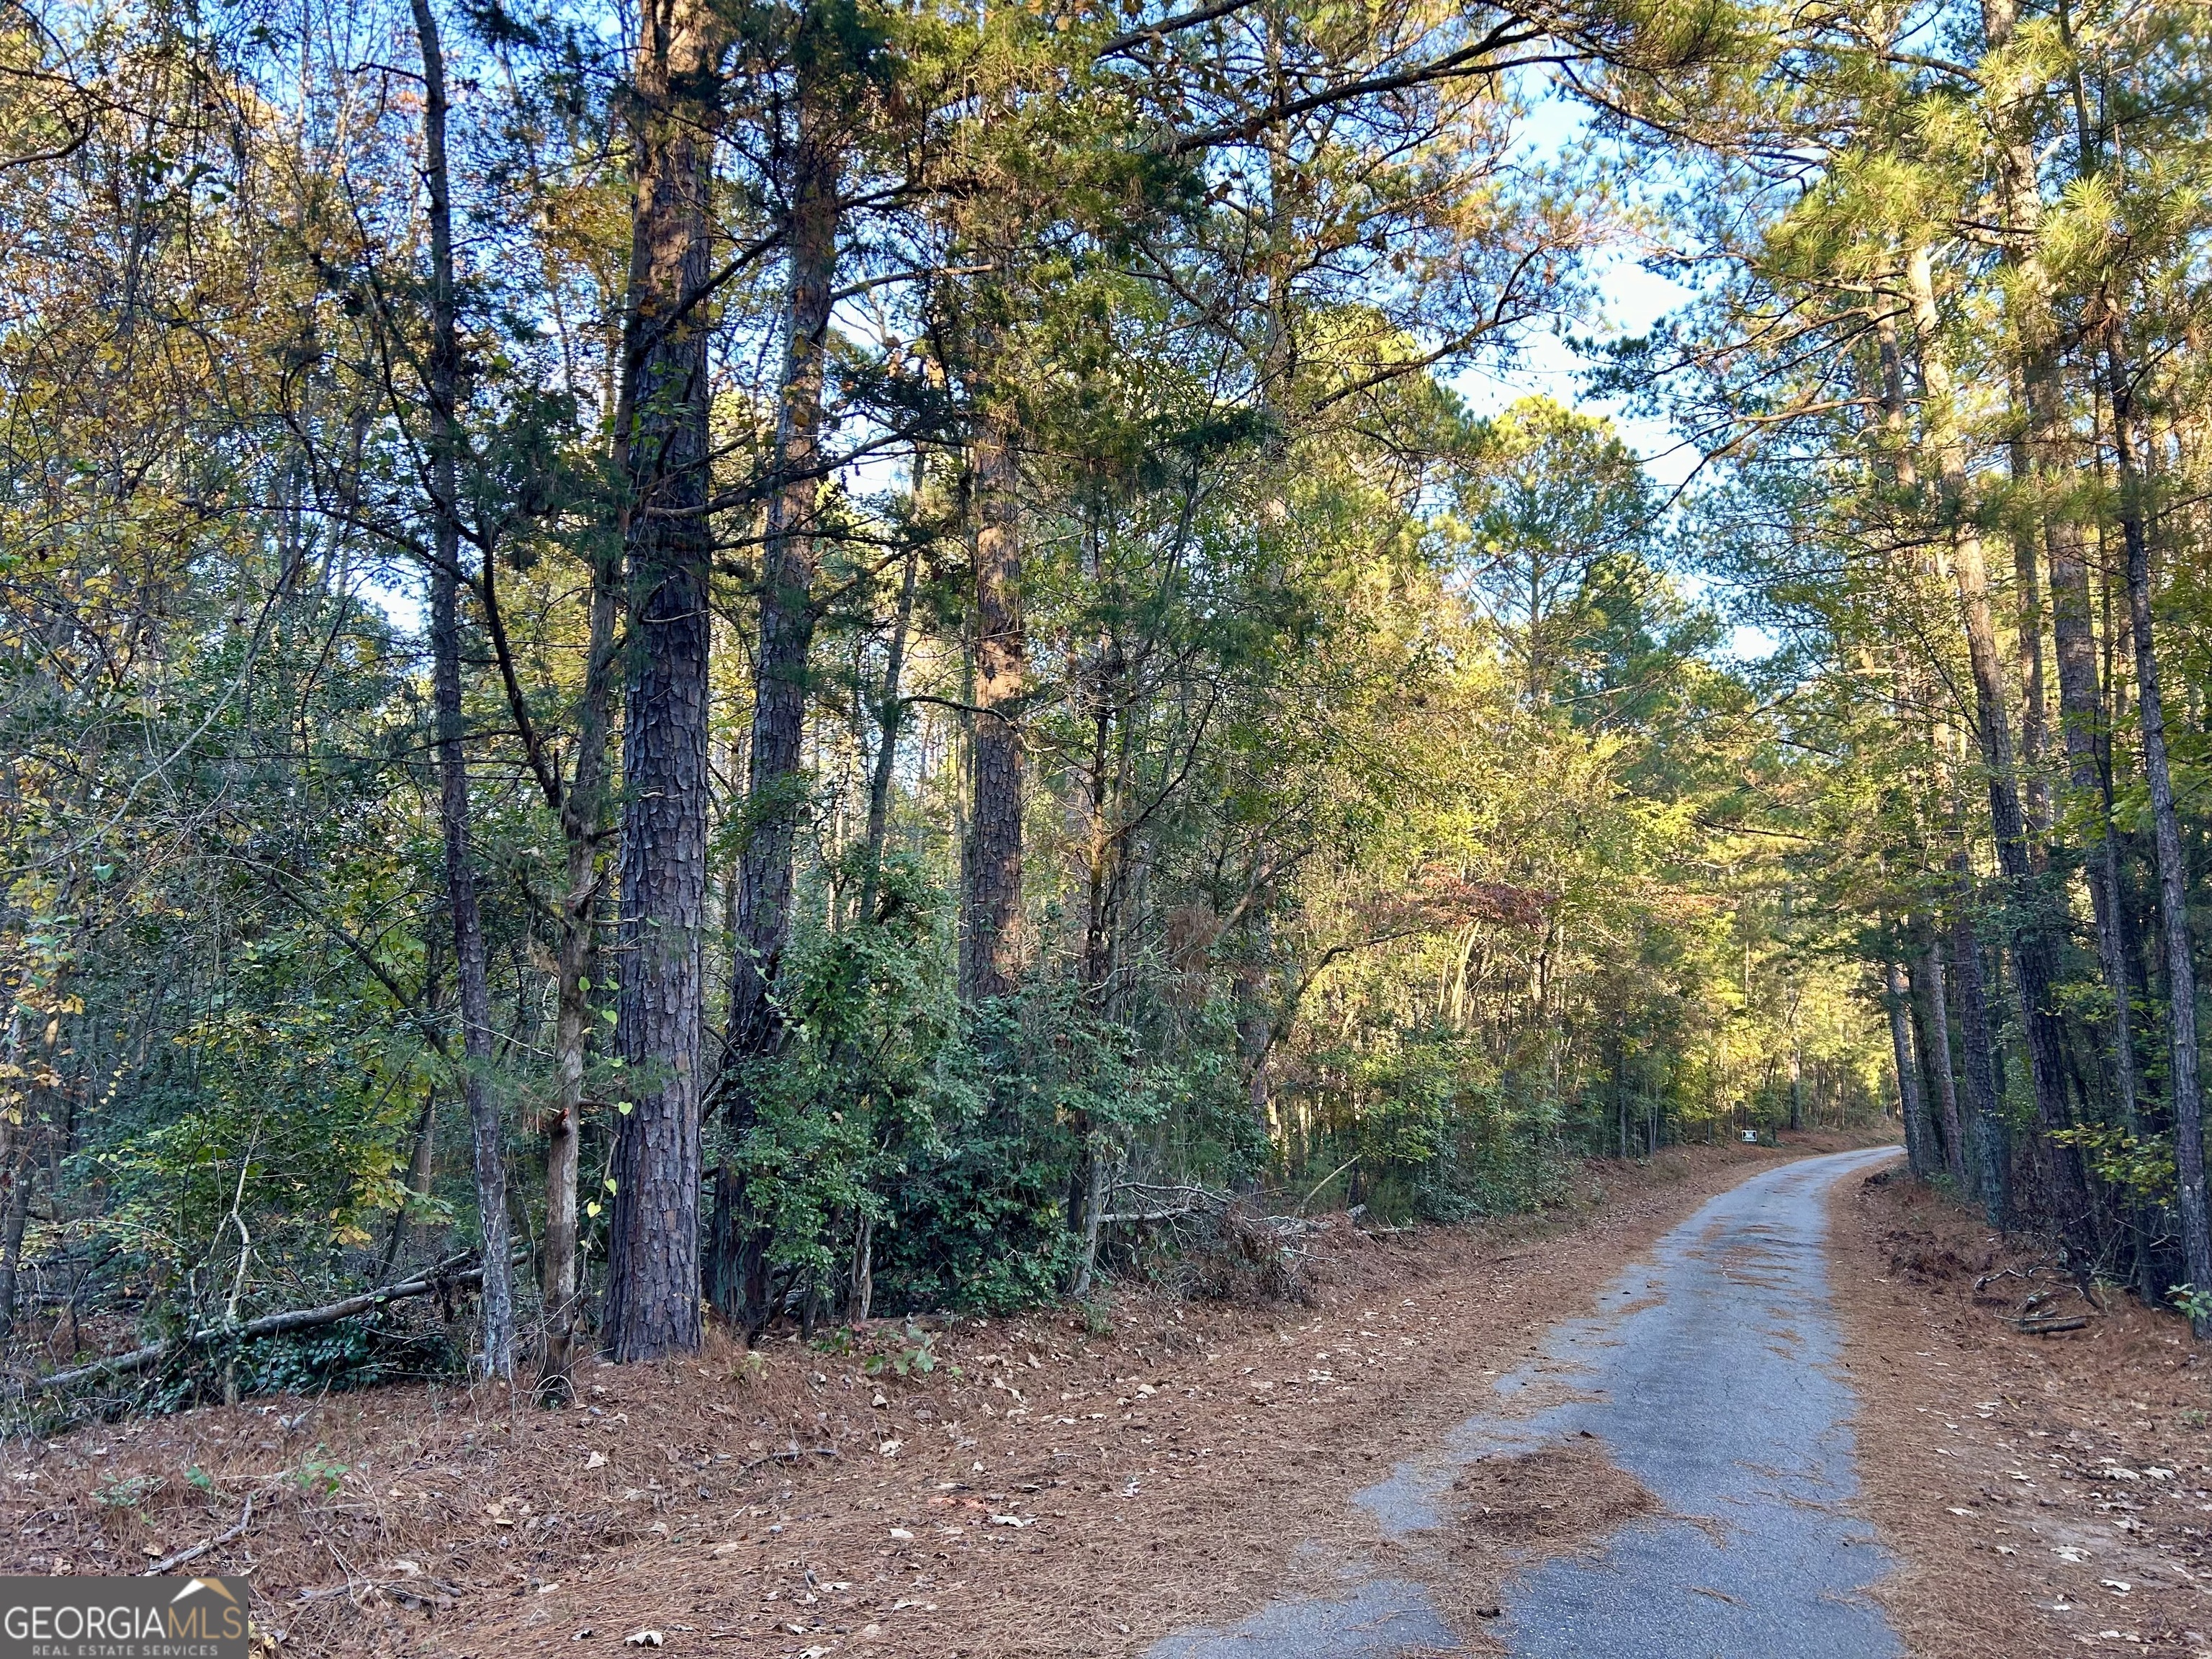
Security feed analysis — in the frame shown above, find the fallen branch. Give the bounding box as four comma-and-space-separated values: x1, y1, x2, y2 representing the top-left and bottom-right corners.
144, 1495, 256, 1575
734, 1445, 839, 1479
26, 1254, 482, 1397
1298, 1156, 1359, 1215
2015, 1315, 2089, 1335
1100, 1208, 1207, 1225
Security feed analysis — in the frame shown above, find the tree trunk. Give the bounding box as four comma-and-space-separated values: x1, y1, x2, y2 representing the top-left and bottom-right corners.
0, 1133, 35, 1339
1949, 893, 2010, 1227
961, 400, 1025, 1002
1984, 0, 2050, 844
540, 557, 618, 1391
1885, 958, 1928, 1177
2003, 427, 2051, 842
857, 538, 919, 925
1985, 1, 2144, 1134
1906, 245, 2085, 1237
2036, 380, 2141, 1131
2104, 320, 2211, 1326
850, 1212, 873, 1323
1912, 940, 1966, 1186
379, 1085, 439, 1282
712, 56, 843, 1343
603, 0, 721, 1362
728, 73, 842, 1053
413, 0, 513, 1382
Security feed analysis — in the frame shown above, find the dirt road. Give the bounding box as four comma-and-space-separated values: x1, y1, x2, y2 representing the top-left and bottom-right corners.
1152, 1146, 1906, 1658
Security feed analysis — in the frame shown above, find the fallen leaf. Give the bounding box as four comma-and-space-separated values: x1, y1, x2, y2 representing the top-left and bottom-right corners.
888, 1528, 915, 1542
989, 1514, 1033, 1527
586, 1452, 607, 1470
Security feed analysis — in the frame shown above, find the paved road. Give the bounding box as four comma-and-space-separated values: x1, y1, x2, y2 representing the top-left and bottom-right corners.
1149, 1147, 1907, 1659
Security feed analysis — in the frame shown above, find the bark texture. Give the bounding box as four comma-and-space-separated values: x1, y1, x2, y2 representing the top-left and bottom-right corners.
728, 74, 842, 1054
1913, 940, 1967, 1187
961, 405, 1025, 1002
1949, 898, 2010, 1226
1886, 957, 1930, 1179
603, 0, 720, 1362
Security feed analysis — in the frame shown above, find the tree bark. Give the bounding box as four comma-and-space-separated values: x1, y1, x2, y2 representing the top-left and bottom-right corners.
728, 71, 842, 1053
1906, 245, 2085, 1237
0, 1133, 35, 1339
712, 50, 843, 1342
2103, 318, 2211, 1326
961, 403, 1025, 1002
858, 537, 919, 925
1912, 939, 1966, 1186
1948, 889, 2010, 1226
1885, 957, 1928, 1177
1984, 0, 2050, 844
541, 559, 619, 1392
603, 0, 721, 1362
413, 0, 513, 1382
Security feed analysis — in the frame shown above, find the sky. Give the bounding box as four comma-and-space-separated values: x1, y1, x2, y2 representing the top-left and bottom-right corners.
1457, 86, 1776, 663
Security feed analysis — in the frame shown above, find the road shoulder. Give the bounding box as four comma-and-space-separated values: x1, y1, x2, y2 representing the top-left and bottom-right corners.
1827, 1164, 2212, 1656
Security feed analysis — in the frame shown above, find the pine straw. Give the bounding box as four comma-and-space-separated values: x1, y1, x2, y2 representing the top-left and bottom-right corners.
2, 1140, 1825, 1658
1422, 1438, 1660, 1647
1828, 1166, 2212, 1655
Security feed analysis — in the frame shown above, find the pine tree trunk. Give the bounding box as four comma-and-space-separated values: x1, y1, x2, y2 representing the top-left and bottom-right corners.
603, 0, 721, 1362
858, 539, 919, 925
1949, 893, 2010, 1226
712, 58, 842, 1342
1886, 957, 1929, 1177
413, 0, 513, 1382
1984, 0, 2050, 845
2104, 320, 2211, 1326
1906, 246, 2085, 1236
729, 77, 842, 1053
1912, 940, 1966, 1186
1983, 0, 2144, 1133
0, 1134, 35, 1338
541, 559, 616, 1393
2004, 429, 2051, 842
961, 403, 1025, 1002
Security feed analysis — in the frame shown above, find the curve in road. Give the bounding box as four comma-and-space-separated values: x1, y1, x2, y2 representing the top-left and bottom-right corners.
1149, 1146, 1907, 1659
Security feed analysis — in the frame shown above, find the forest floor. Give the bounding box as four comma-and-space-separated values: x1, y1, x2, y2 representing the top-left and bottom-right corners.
0, 1136, 1874, 1658
1832, 1161, 2212, 1655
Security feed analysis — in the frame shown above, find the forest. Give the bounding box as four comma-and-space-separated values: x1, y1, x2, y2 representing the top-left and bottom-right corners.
0, 0, 2203, 1402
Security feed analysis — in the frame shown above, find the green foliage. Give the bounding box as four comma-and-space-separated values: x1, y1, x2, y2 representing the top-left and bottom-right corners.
860, 1321, 945, 1379
291, 1449, 350, 1497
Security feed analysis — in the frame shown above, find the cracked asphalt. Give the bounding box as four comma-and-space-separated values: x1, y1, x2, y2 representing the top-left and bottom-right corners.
1149, 1146, 1907, 1659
